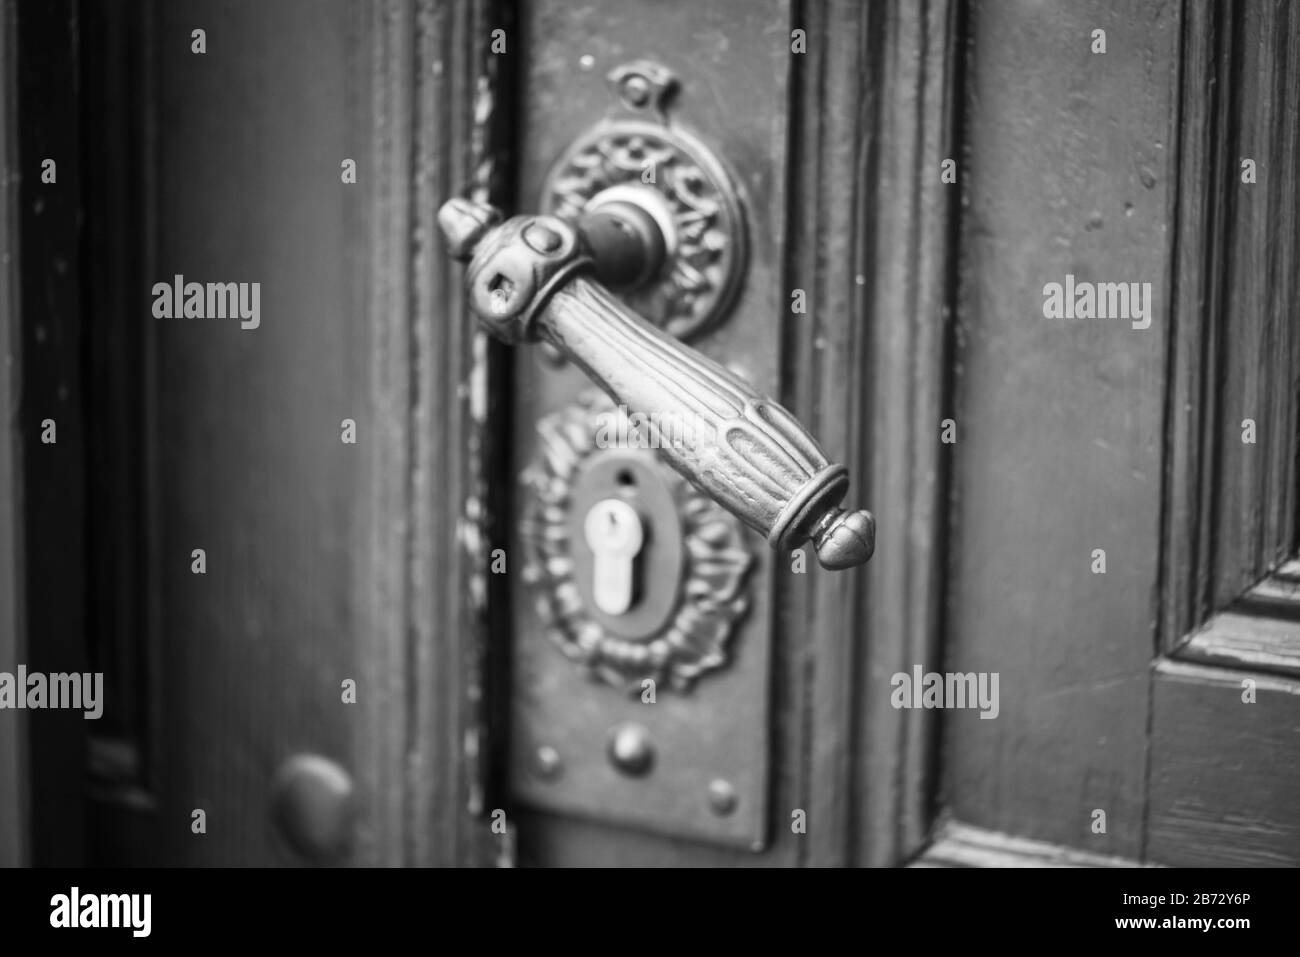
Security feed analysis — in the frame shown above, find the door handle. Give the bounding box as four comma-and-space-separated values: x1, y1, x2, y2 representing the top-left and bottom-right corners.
438, 196, 875, 570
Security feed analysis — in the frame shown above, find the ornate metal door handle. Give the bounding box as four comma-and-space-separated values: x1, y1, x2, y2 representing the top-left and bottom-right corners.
438, 197, 875, 570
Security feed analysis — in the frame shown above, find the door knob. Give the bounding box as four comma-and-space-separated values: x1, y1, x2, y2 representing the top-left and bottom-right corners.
438, 196, 875, 570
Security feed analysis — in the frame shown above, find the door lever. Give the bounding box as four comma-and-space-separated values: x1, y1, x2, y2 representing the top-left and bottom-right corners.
438, 197, 875, 570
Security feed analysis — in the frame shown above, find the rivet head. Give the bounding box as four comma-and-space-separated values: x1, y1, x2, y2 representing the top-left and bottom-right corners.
620, 75, 652, 108
523, 221, 563, 254
607, 722, 655, 777
535, 745, 563, 780
707, 778, 737, 816
270, 754, 355, 864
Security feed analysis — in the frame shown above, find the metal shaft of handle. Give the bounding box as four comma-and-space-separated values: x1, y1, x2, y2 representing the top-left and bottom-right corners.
437, 197, 875, 569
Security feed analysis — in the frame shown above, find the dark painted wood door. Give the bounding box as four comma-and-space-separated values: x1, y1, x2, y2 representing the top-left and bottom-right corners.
10, 0, 1299, 869
9, 0, 951, 869
15, 0, 505, 867
930, 0, 1300, 869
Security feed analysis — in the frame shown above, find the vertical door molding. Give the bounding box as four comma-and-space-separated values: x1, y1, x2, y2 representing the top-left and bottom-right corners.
1161, 0, 1300, 656
787, 0, 964, 866
354, 0, 515, 867
1147, 0, 1300, 868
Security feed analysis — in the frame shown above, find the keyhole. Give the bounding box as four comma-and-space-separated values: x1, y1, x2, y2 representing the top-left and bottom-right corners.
584, 498, 645, 617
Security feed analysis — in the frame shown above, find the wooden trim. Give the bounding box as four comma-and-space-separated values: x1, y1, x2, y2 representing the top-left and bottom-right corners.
1147, 657, 1300, 865
355, 0, 513, 867
1177, 611, 1300, 678
1162, 0, 1300, 652
788, 0, 963, 866
0, 0, 25, 870
1173, 560, 1300, 677
1162, 0, 1230, 653
913, 821, 1152, 868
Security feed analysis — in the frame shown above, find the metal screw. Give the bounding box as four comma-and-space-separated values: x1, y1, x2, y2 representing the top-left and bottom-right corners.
607, 722, 655, 777
620, 74, 652, 109
535, 745, 562, 780
523, 221, 563, 254
707, 778, 737, 816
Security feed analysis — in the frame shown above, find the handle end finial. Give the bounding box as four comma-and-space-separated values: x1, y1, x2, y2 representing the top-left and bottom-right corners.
438, 198, 502, 261
814, 508, 875, 570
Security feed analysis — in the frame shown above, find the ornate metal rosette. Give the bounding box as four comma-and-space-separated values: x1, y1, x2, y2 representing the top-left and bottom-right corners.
520, 392, 754, 694
539, 63, 747, 340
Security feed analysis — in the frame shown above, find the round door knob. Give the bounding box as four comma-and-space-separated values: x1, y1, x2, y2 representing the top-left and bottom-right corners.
270, 754, 355, 864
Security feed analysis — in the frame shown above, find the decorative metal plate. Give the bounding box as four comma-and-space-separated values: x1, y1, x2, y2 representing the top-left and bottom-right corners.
510, 391, 771, 850
512, 56, 774, 852
520, 390, 754, 692
539, 62, 747, 340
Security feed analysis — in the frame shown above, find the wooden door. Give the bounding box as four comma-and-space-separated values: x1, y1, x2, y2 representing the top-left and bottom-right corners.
6, 0, 1298, 869
922, 0, 1300, 869
10, 0, 505, 867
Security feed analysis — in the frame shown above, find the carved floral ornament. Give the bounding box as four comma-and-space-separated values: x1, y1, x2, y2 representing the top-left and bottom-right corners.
520, 391, 754, 693
539, 62, 747, 340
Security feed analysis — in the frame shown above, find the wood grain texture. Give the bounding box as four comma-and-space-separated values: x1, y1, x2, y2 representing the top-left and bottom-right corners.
1178, 611, 1300, 678
1206, 0, 1300, 609
0, 0, 24, 869
942, 0, 1178, 859
783, 0, 964, 867
1148, 658, 1300, 866
1175, 560, 1300, 677
913, 820, 1148, 867
853, 0, 964, 867
355, 0, 414, 870
1164, 0, 1300, 650
394, 0, 513, 868
783, 0, 871, 868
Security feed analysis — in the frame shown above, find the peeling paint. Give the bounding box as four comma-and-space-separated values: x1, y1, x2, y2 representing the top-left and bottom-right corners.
470, 76, 495, 204
468, 332, 488, 424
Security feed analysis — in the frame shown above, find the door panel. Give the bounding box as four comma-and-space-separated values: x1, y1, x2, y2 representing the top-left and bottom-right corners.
85, 0, 369, 866
943, 0, 1177, 858
60, 0, 503, 867
1149, 662, 1300, 867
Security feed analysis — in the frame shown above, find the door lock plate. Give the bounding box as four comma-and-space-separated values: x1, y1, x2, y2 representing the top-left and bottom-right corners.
509, 47, 783, 851
512, 392, 772, 848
